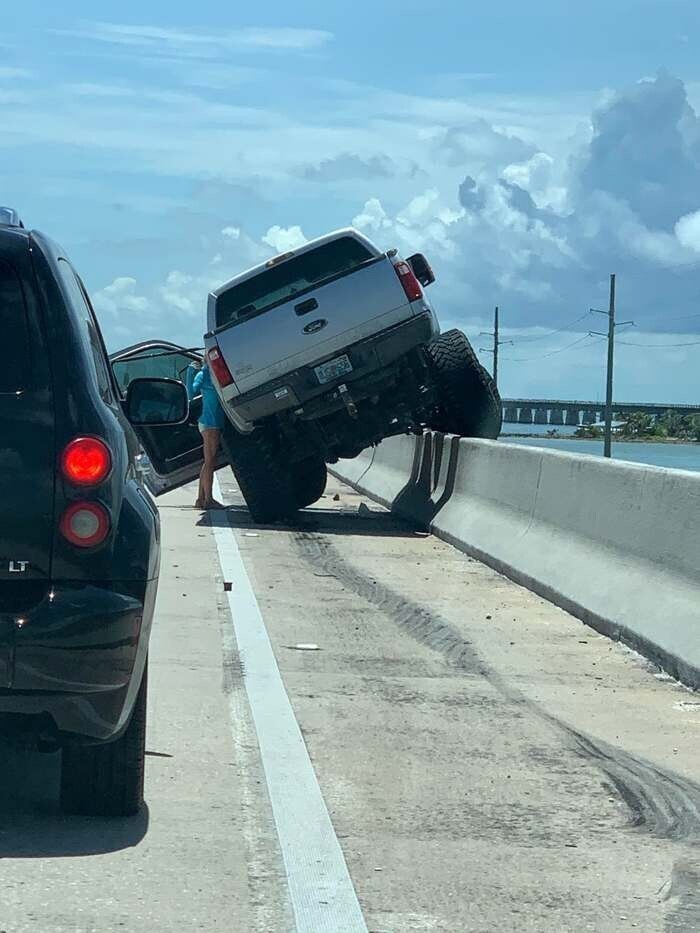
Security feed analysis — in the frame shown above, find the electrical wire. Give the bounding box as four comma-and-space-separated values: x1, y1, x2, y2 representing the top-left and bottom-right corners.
501, 333, 601, 363
506, 310, 594, 344
633, 311, 700, 327
616, 338, 700, 349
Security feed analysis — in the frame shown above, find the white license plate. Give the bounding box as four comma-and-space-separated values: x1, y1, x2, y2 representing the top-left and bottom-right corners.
314, 354, 353, 385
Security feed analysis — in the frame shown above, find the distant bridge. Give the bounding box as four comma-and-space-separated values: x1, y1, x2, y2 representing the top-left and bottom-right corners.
501, 398, 700, 426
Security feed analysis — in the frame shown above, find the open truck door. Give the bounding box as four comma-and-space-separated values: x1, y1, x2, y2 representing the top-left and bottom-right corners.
110, 341, 221, 495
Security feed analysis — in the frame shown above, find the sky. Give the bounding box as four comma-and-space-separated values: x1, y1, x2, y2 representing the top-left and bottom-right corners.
2, 0, 700, 402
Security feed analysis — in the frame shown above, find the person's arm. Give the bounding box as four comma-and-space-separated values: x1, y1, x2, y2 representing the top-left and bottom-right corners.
184, 363, 198, 399
191, 368, 204, 398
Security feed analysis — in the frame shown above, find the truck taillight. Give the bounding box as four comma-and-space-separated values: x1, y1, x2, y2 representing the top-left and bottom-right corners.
394, 260, 423, 303
207, 346, 234, 388
60, 501, 110, 548
61, 437, 112, 486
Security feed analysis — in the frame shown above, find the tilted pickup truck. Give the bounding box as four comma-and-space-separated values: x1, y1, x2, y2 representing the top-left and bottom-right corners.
203, 228, 501, 523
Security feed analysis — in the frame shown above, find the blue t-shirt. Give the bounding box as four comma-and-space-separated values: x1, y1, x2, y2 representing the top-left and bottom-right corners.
192, 365, 226, 429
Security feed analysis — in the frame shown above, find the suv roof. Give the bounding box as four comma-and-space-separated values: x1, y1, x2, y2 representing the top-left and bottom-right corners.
0, 206, 25, 228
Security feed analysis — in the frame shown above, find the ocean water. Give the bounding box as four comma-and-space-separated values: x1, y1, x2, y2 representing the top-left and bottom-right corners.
501, 427, 700, 473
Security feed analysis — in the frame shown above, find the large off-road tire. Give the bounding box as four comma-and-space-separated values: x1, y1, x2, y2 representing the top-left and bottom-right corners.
223, 423, 298, 524
292, 456, 328, 509
60, 662, 147, 818
427, 329, 502, 439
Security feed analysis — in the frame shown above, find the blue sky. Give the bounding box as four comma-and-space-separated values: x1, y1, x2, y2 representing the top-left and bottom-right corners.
3, 1, 700, 401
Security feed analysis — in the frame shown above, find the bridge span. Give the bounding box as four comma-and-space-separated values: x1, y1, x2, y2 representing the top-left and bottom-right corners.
501, 397, 700, 425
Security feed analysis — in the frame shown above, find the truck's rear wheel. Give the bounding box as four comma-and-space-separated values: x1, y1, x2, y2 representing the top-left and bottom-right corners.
292, 457, 327, 509
60, 662, 147, 818
223, 423, 298, 524
427, 330, 502, 438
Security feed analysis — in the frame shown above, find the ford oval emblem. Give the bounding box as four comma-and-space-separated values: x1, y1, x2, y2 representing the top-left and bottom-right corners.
303, 319, 328, 335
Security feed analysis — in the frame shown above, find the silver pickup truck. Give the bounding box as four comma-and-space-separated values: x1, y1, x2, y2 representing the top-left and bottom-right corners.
203, 228, 501, 523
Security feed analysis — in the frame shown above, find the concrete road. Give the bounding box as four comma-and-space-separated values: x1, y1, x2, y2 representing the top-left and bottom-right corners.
2, 472, 700, 932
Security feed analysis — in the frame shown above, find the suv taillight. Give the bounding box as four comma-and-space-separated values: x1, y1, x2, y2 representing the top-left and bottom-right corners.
394, 260, 423, 303
60, 501, 110, 548
61, 437, 112, 486
207, 346, 234, 388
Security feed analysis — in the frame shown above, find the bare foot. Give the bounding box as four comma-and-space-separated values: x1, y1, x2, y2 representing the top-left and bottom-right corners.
204, 498, 226, 510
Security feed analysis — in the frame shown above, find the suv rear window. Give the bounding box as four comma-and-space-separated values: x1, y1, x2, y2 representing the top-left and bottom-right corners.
215, 236, 374, 329
0, 259, 31, 393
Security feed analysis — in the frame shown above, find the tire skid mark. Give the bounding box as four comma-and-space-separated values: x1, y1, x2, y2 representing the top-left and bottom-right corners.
294, 531, 700, 846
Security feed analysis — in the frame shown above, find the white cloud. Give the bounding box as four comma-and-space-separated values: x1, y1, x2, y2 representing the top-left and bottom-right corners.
93, 227, 270, 349
675, 210, 700, 252
92, 277, 150, 343
62, 82, 137, 98
55, 21, 333, 54
221, 226, 241, 240
352, 198, 392, 232
262, 225, 307, 252
236, 28, 333, 50
94, 277, 149, 315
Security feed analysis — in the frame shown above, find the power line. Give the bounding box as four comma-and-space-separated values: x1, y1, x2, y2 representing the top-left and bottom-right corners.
616, 338, 700, 348
501, 333, 601, 363
506, 310, 593, 344
633, 310, 700, 327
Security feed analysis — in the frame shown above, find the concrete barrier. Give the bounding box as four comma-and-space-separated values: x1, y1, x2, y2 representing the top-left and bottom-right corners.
330, 435, 700, 689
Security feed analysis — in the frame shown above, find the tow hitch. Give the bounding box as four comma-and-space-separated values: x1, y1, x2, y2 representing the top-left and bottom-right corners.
338, 383, 358, 419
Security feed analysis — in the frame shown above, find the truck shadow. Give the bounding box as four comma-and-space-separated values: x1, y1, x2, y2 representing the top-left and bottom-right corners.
199, 502, 417, 538
0, 742, 148, 857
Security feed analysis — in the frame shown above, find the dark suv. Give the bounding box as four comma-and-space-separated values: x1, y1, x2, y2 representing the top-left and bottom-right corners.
0, 210, 190, 817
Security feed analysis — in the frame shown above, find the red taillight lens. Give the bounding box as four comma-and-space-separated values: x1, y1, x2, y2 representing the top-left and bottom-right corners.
61, 437, 112, 486
59, 501, 110, 548
207, 346, 234, 388
394, 260, 423, 303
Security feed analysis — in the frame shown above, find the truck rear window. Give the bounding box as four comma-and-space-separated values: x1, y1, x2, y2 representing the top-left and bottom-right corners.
215, 236, 374, 329
0, 259, 31, 393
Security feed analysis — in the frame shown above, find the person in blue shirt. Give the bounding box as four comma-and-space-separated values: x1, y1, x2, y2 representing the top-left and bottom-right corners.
189, 361, 226, 510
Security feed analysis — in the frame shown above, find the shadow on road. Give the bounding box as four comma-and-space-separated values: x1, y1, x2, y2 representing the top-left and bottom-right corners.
0, 742, 149, 858
199, 502, 417, 538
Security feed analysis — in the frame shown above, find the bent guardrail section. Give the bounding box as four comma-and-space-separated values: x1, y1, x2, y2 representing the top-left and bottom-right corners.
330, 434, 700, 689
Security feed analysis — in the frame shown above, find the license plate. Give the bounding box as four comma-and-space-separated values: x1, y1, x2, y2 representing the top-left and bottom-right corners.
314, 354, 353, 385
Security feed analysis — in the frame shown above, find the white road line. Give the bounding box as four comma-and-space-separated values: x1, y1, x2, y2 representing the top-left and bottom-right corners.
211, 477, 368, 933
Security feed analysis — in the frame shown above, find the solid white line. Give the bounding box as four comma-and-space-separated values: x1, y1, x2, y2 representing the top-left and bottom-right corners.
211, 477, 368, 933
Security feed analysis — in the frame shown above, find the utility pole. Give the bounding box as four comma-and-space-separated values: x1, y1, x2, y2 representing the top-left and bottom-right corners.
589, 274, 633, 458
493, 305, 500, 387
480, 306, 512, 391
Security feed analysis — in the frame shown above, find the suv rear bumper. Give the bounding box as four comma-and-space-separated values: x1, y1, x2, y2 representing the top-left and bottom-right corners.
0, 580, 155, 743
227, 312, 436, 424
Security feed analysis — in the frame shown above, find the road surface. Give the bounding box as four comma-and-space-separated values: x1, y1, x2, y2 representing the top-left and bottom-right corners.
1, 472, 699, 932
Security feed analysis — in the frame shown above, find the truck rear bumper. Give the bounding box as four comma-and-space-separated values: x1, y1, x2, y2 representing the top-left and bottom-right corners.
228, 312, 435, 423
0, 580, 155, 743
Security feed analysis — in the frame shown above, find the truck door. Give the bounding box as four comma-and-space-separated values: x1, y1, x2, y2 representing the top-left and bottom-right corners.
109, 342, 212, 494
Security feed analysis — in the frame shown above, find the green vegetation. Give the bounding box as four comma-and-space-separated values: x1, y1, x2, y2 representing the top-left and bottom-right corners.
574, 411, 700, 442
574, 424, 603, 439
618, 411, 700, 441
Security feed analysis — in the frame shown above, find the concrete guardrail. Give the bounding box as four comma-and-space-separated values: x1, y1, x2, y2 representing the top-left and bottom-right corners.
330, 434, 700, 690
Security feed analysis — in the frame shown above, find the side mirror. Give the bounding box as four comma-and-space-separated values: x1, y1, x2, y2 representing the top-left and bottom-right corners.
125, 377, 189, 426
406, 253, 435, 287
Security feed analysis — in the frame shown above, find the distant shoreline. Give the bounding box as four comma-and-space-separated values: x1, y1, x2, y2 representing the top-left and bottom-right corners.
501, 433, 700, 446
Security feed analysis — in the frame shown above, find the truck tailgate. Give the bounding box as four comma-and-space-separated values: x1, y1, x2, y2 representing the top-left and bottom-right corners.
214, 258, 417, 395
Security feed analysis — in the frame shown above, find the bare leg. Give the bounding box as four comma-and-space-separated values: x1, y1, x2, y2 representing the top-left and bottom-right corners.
200, 429, 225, 509
194, 473, 205, 508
